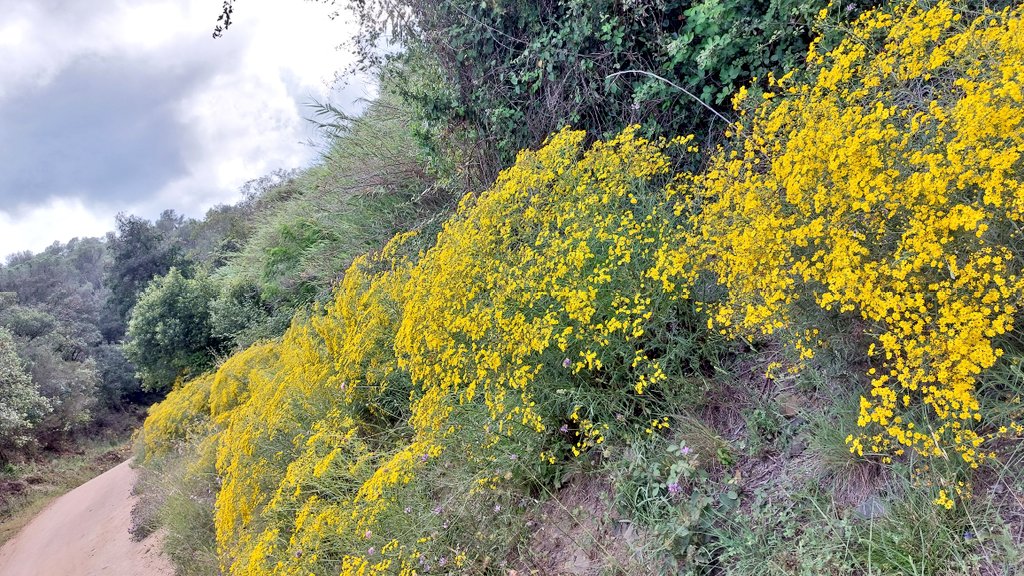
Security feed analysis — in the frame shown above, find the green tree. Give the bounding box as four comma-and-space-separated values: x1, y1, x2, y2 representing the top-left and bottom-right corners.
104, 213, 190, 341
0, 327, 50, 461
93, 344, 148, 410
124, 268, 224, 392
15, 330, 99, 447
0, 289, 100, 447
0, 305, 57, 340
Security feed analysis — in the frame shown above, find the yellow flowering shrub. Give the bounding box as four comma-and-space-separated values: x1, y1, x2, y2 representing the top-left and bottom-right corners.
209, 341, 281, 422
396, 126, 694, 454
213, 315, 336, 565
139, 373, 214, 459
655, 2, 1024, 466
155, 129, 703, 575
311, 231, 417, 423
203, 233, 437, 576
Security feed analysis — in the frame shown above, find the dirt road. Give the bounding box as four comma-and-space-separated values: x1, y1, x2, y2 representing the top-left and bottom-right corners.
0, 460, 174, 576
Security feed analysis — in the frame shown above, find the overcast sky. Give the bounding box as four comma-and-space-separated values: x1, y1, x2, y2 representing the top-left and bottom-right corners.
0, 0, 371, 260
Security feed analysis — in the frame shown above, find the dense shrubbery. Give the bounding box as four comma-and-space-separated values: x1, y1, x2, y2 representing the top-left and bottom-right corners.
0, 327, 50, 460
125, 268, 224, 393
0, 239, 142, 459
655, 1, 1024, 474
138, 3, 1024, 573
203, 89, 448, 352
138, 131, 708, 573
340, 0, 884, 185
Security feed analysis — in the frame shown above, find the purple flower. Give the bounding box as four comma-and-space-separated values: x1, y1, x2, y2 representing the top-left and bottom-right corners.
681, 446, 692, 456
367, 547, 376, 556
667, 482, 681, 495
559, 424, 569, 433
439, 557, 448, 567
433, 505, 442, 515
421, 453, 429, 463
562, 358, 572, 368
364, 530, 372, 539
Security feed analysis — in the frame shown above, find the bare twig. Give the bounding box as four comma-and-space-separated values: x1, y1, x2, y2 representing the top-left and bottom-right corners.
606, 70, 732, 124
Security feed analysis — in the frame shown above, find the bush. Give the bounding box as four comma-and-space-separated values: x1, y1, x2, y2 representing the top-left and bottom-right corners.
125, 268, 224, 393
350, 0, 883, 184
654, 2, 1024, 474
0, 327, 50, 461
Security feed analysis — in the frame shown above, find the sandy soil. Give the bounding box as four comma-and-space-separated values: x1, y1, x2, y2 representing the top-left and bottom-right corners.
0, 460, 174, 576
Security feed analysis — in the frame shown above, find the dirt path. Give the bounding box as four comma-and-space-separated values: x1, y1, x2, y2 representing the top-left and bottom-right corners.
0, 460, 174, 576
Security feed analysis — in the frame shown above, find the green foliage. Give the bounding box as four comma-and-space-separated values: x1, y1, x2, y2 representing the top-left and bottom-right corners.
125, 268, 223, 392
133, 436, 220, 576
0, 238, 144, 455
704, 490, 861, 575
744, 405, 783, 457
183, 171, 297, 269
104, 212, 192, 341
0, 306, 57, 340
208, 277, 279, 350
92, 344, 147, 410
613, 436, 717, 562
15, 331, 99, 445
0, 327, 50, 461
0, 238, 109, 345
346, 0, 882, 184
207, 89, 448, 349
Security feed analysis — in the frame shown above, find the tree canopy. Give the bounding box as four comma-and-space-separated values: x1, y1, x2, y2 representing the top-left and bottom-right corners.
0, 327, 50, 461
125, 268, 224, 393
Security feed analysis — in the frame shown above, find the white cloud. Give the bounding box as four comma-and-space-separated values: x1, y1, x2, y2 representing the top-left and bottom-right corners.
0, 0, 374, 258
0, 199, 113, 259
145, 0, 368, 214
112, 1, 195, 51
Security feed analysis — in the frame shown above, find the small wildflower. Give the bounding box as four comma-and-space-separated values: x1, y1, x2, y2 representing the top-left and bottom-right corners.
562, 358, 572, 368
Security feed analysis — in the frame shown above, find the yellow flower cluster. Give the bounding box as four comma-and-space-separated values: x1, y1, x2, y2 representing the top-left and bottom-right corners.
656, 2, 1024, 465
139, 372, 214, 458
396, 126, 686, 448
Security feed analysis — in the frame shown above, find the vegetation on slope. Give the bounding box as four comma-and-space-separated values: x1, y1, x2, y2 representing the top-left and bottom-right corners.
137, 3, 1024, 574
